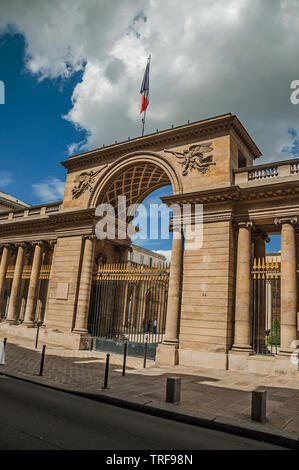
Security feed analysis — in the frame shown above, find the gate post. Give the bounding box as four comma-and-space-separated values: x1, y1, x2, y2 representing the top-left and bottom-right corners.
73, 235, 96, 334
156, 230, 184, 366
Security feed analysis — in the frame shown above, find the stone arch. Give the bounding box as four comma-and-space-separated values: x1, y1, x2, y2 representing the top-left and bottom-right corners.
88, 151, 182, 209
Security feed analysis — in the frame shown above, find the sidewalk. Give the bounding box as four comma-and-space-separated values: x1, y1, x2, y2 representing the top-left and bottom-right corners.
1, 334, 299, 447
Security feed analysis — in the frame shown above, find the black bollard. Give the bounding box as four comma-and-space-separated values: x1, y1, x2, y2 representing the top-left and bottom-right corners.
39, 345, 46, 376
166, 377, 181, 403
122, 339, 128, 377
3, 337, 7, 348
102, 353, 110, 389
35, 323, 40, 349
251, 390, 267, 423
143, 336, 148, 369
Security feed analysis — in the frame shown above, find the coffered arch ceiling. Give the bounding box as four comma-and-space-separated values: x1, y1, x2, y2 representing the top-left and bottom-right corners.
103, 162, 171, 209
89, 152, 182, 219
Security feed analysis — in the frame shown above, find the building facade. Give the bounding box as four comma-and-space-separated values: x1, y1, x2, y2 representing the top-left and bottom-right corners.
0, 113, 299, 375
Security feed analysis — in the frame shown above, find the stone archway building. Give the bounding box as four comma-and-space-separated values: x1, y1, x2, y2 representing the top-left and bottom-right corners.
1, 112, 299, 375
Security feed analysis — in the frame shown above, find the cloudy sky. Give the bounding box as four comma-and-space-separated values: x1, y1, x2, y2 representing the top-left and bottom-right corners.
0, 0, 298, 254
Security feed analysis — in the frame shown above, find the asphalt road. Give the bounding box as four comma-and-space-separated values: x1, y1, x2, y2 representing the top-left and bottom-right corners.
0, 375, 286, 450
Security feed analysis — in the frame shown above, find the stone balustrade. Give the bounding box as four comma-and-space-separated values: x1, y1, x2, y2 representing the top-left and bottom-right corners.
0, 201, 61, 221
234, 158, 299, 185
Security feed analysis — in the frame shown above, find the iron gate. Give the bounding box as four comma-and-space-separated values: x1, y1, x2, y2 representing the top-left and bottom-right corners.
88, 263, 169, 357
251, 257, 281, 355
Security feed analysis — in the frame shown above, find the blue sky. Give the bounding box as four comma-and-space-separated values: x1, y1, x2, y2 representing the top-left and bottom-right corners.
0, 33, 86, 205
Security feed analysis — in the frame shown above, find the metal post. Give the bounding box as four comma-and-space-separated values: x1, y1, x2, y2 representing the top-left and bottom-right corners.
3, 337, 7, 348
122, 337, 128, 377
35, 322, 40, 349
251, 390, 267, 423
166, 377, 181, 403
143, 335, 148, 368
39, 345, 46, 376
102, 353, 110, 389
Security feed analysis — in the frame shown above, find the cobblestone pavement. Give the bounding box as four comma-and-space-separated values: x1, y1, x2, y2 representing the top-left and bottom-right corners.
1, 334, 299, 435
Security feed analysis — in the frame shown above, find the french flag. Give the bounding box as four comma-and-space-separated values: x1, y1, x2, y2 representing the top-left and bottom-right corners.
140, 58, 150, 114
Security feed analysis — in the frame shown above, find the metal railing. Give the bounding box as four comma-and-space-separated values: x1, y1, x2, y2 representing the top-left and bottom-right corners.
251, 257, 281, 356
88, 263, 169, 345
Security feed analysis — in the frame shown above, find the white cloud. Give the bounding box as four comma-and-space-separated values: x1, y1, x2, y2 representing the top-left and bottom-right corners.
154, 250, 171, 264
32, 177, 65, 203
1, 1, 299, 162
0, 171, 13, 187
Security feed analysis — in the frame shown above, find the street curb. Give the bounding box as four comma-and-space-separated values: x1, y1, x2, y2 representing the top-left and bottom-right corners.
1, 370, 298, 450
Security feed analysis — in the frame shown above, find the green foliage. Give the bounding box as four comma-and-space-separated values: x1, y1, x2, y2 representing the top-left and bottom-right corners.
267, 318, 280, 347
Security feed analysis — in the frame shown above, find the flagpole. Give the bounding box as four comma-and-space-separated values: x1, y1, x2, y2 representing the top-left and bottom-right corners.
141, 55, 151, 137
142, 108, 146, 137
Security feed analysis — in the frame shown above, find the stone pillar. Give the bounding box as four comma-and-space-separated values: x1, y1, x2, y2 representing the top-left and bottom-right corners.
232, 222, 253, 352
0, 244, 11, 312
156, 231, 184, 365
275, 217, 297, 353
73, 235, 95, 333
6, 243, 26, 323
23, 241, 43, 325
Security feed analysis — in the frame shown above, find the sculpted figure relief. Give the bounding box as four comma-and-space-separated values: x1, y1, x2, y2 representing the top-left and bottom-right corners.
164, 142, 215, 176
72, 169, 104, 199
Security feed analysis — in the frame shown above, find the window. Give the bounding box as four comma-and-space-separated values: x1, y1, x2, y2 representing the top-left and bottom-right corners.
238, 151, 247, 169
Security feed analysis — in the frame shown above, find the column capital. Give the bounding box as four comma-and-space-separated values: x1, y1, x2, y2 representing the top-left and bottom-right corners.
275, 216, 297, 226
32, 240, 45, 247
0, 243, 12, 252
16, 242, 29, 249
236, 221, 254, 230
82, 234, 96, 241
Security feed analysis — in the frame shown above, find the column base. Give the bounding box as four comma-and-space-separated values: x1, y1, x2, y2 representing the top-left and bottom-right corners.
277, 347, 296, 356
155, 342, 179, 366
231, 344, 253, 353
22, 321, 36, 328
5, 319, 18, 325
72, 328, 89, 334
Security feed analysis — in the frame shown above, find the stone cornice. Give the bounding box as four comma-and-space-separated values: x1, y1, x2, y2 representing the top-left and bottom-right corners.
61, 114, 262, 171
162, 180, 299, 206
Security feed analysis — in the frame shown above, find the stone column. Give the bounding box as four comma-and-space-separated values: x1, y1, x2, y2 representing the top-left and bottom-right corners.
6, 243, 26, 323
23, 241, 43, 325
73, 235, 96, 333
275, 217, 297, 353
156, 231, 184, 365
232, 222, 253, 352
0, 244, 11, 312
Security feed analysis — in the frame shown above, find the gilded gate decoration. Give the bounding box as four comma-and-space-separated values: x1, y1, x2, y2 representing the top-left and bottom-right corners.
251, 257, 281, 355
